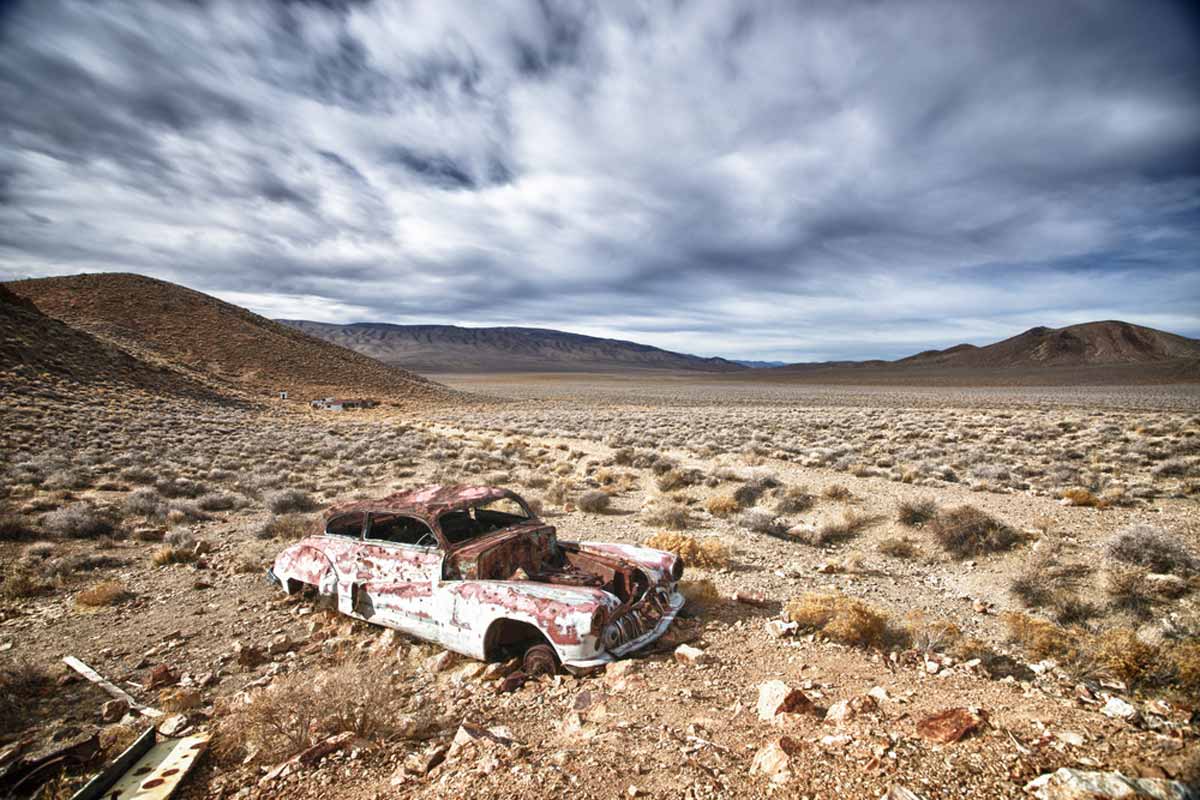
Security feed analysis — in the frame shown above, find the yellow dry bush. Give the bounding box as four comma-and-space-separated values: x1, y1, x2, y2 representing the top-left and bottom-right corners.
785, 592, 889, 649
904, 611, 962, 653
704, 494, 739, 518
643, 531, 730, 569
151, 545, 195, 566
1059, 487, 1106, 508
76, 580, 128, 607
1001, 612, 1076, 662
678, 578, 721, 605
1088, 628, 1159, 687
1168, 641, 1200, 694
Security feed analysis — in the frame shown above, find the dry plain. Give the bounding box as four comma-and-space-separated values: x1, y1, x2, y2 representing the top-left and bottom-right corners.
2, 371, 1198, 799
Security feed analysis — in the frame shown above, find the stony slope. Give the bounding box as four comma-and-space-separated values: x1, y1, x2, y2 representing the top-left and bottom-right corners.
279, 320, 748, 373
0, 284, 226, 401
6, 274, 458, 405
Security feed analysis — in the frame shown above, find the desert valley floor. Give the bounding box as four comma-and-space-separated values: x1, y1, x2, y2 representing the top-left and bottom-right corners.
2, 373, 1198, 799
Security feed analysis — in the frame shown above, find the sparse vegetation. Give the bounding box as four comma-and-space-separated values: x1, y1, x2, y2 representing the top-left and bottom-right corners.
76, 580, 129, 607
822, 484, 851, 501
785, 591, 890, 648
704, 493, 739, 517
896, 498, 938, 527
814, 510, 881, 545
1104, 523, 1198, 576
773, 486, 814, 514
577, 489, 611, 513
643, 531, 730, 568
265, 488, 318, 514
678, 578, 721, 605
41, 503, 115, 539
877, 536, 919, 559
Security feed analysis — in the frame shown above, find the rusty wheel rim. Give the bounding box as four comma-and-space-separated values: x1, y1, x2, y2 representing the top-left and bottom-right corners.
522, 644, 557, 676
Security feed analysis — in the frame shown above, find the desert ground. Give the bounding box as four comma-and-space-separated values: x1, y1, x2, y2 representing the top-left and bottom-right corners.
2, 373, 1198, 799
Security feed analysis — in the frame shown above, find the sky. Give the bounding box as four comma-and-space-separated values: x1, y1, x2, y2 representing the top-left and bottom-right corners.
1, 1, 1199, 362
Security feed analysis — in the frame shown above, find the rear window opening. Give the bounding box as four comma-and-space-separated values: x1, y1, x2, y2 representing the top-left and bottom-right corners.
439, 498, 531, 545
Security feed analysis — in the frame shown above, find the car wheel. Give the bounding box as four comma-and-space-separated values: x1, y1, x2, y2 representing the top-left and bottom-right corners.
522, 643, 557, 676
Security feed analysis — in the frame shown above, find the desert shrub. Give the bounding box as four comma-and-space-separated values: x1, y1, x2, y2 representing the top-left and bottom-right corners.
119, 466, 156, 485
815, 511, 881, 545
1002, 612, 1078, 663
212, 658, 419, 765
43, 468, 91, 491
265, 489, 318, 515
1087, 628, 1162, 687
1010, 569, 1055, 608
1171, 642, 1200, 694
1152, 459, 1194, 478
0, 659, 51, 735
643, 531, 730, 568
705, 493, 739, 517
1, 569, 48, 599
679, 578, 721, 605
156, 477, 206, 499
546, 480, 573, 506
785, 592, 890, 648
152, 544, 196, 566
822, 484, 851, 501
124, 487, 165, 518
1059, 487, 1105, 508
257, 514, 313, 540
1104, 564, 1155, 616
774, 486, 815, 514
739, 509, 785, 537
197, 491, 239, 512
167, 499, 209, 522
928, 505, 1019, 558
733, 475, 779, 508
656, 468, 702, 492
41, 503, 115, 539
877, 536, 918, 559
1104, 524, 1198, 576
642, 499, 691, 530
896, 498, 938, 527
0, 512, 36, 541
650, 457, 677, 476
76, 580, 129, 607
904, 611, 960, 653
577, 490, 611, 514
165, 527, 196, 548
1049, 592, 1098, 626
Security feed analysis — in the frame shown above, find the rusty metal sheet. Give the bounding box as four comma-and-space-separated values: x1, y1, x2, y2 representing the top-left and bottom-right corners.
102, 733, 208, 800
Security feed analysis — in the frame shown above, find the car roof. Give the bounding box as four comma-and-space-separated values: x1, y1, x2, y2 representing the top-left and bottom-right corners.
322, 484, 522, 521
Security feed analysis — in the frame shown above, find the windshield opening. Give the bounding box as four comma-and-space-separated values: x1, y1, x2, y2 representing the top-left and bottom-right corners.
439, 497, 531, 545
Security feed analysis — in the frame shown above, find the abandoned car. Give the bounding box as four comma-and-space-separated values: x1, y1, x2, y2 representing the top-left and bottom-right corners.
269, 485, 685, 674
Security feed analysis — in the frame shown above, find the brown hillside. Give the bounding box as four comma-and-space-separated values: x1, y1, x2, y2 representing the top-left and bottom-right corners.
898, 321, 1200, 368
0, 284, 226, 401
6, 273, 458, 406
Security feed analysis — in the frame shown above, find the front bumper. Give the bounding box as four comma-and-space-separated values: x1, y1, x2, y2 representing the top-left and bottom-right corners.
561, 589, 686, 671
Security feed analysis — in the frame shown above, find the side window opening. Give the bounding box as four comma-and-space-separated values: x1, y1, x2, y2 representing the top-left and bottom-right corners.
367, 513, 435, 547
325, 511, 365, 538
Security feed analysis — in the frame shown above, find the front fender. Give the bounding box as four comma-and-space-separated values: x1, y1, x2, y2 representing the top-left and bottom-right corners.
273, 541, 338, 596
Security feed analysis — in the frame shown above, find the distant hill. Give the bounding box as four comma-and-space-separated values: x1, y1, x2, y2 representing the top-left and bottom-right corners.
897, 321, 1200, 367
279, 320, 749, 374
759, 320, 1200, 385
0, 284, 225, 401
6, 274, 458, 406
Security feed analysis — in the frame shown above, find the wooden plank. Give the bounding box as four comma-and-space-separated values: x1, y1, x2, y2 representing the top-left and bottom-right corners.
62, 656, 163, 718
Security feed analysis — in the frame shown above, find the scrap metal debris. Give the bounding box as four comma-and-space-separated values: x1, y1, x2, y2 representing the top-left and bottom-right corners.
63, 655, 163, 718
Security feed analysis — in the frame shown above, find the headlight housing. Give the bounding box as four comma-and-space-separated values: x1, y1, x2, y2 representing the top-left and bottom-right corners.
670, 556, 684, 581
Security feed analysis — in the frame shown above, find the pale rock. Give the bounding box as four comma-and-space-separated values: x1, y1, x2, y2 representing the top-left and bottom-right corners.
1056, 731, 1086, 747
673, 644, 709, 665
424, 650, 456, 673
1025, 768, 1196, 800
158, 713, 191, 737
99, 699, 129, 723
1100, 696, 1140, 723
867, 686, 891, 703
764, 620, 799, 639
233, 641, 265, 669
756, 680, 814, 721
266, 634, 292, 656
749, 738, 797, 784
880, 787, 927, 800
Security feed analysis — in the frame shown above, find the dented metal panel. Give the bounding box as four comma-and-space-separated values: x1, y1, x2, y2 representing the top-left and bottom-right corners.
271, 484, 684, 668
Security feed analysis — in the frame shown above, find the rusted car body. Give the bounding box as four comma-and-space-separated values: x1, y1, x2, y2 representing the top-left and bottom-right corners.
269, 485, 685, 672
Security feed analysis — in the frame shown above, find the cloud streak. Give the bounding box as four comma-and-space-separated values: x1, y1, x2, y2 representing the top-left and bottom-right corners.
1, 0, 1198, 360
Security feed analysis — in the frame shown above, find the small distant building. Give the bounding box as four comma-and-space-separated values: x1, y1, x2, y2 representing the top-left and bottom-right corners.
310, 397, 378, 412
278, 390, 288, 400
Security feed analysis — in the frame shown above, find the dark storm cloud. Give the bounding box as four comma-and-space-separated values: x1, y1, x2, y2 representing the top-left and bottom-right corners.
1, 0, 1198, 360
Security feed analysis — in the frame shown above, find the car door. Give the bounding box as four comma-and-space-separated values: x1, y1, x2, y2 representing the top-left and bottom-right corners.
350, 513, 443, 640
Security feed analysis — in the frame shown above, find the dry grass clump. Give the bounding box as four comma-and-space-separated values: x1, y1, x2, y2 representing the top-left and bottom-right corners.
822, 484, 851, 501
197, 491, 240, 512
265, 489, 318, 515
1, 569, 48, 599
896, 498, 938, 527
928, 505, 1019, 558
877, 536, 919, 559
213, 658, 422, 765
76, 580, 129, 607
1104, 524, 1198, 576
0, 512, 36, 541
152, 531, 197, 566
784, 592, 890, 648
124, 487, 166, 518
257, 514, 314, 540
1104, 564, 1157, 616
643, 531, 730, 569
739, 509, 786, 538
733, 475, 780, 508
773, 486, 815, 514
704, 493, 739, 518
656, 468, 703, 492
815, 510, 882, 545
546, 480, 573, 506
41, 503, 115, 539
642, 498, 692, 530
577, 489, 611, 513
678, 578, 721, 605
1058, 487, 1106, 508
904, 611, 961, 654
0, 659, 51, 735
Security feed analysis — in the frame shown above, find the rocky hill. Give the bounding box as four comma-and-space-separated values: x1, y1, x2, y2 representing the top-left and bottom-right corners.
897, 321, 1200, 368
5, 274, 458, 406
279, 320, 748, 374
